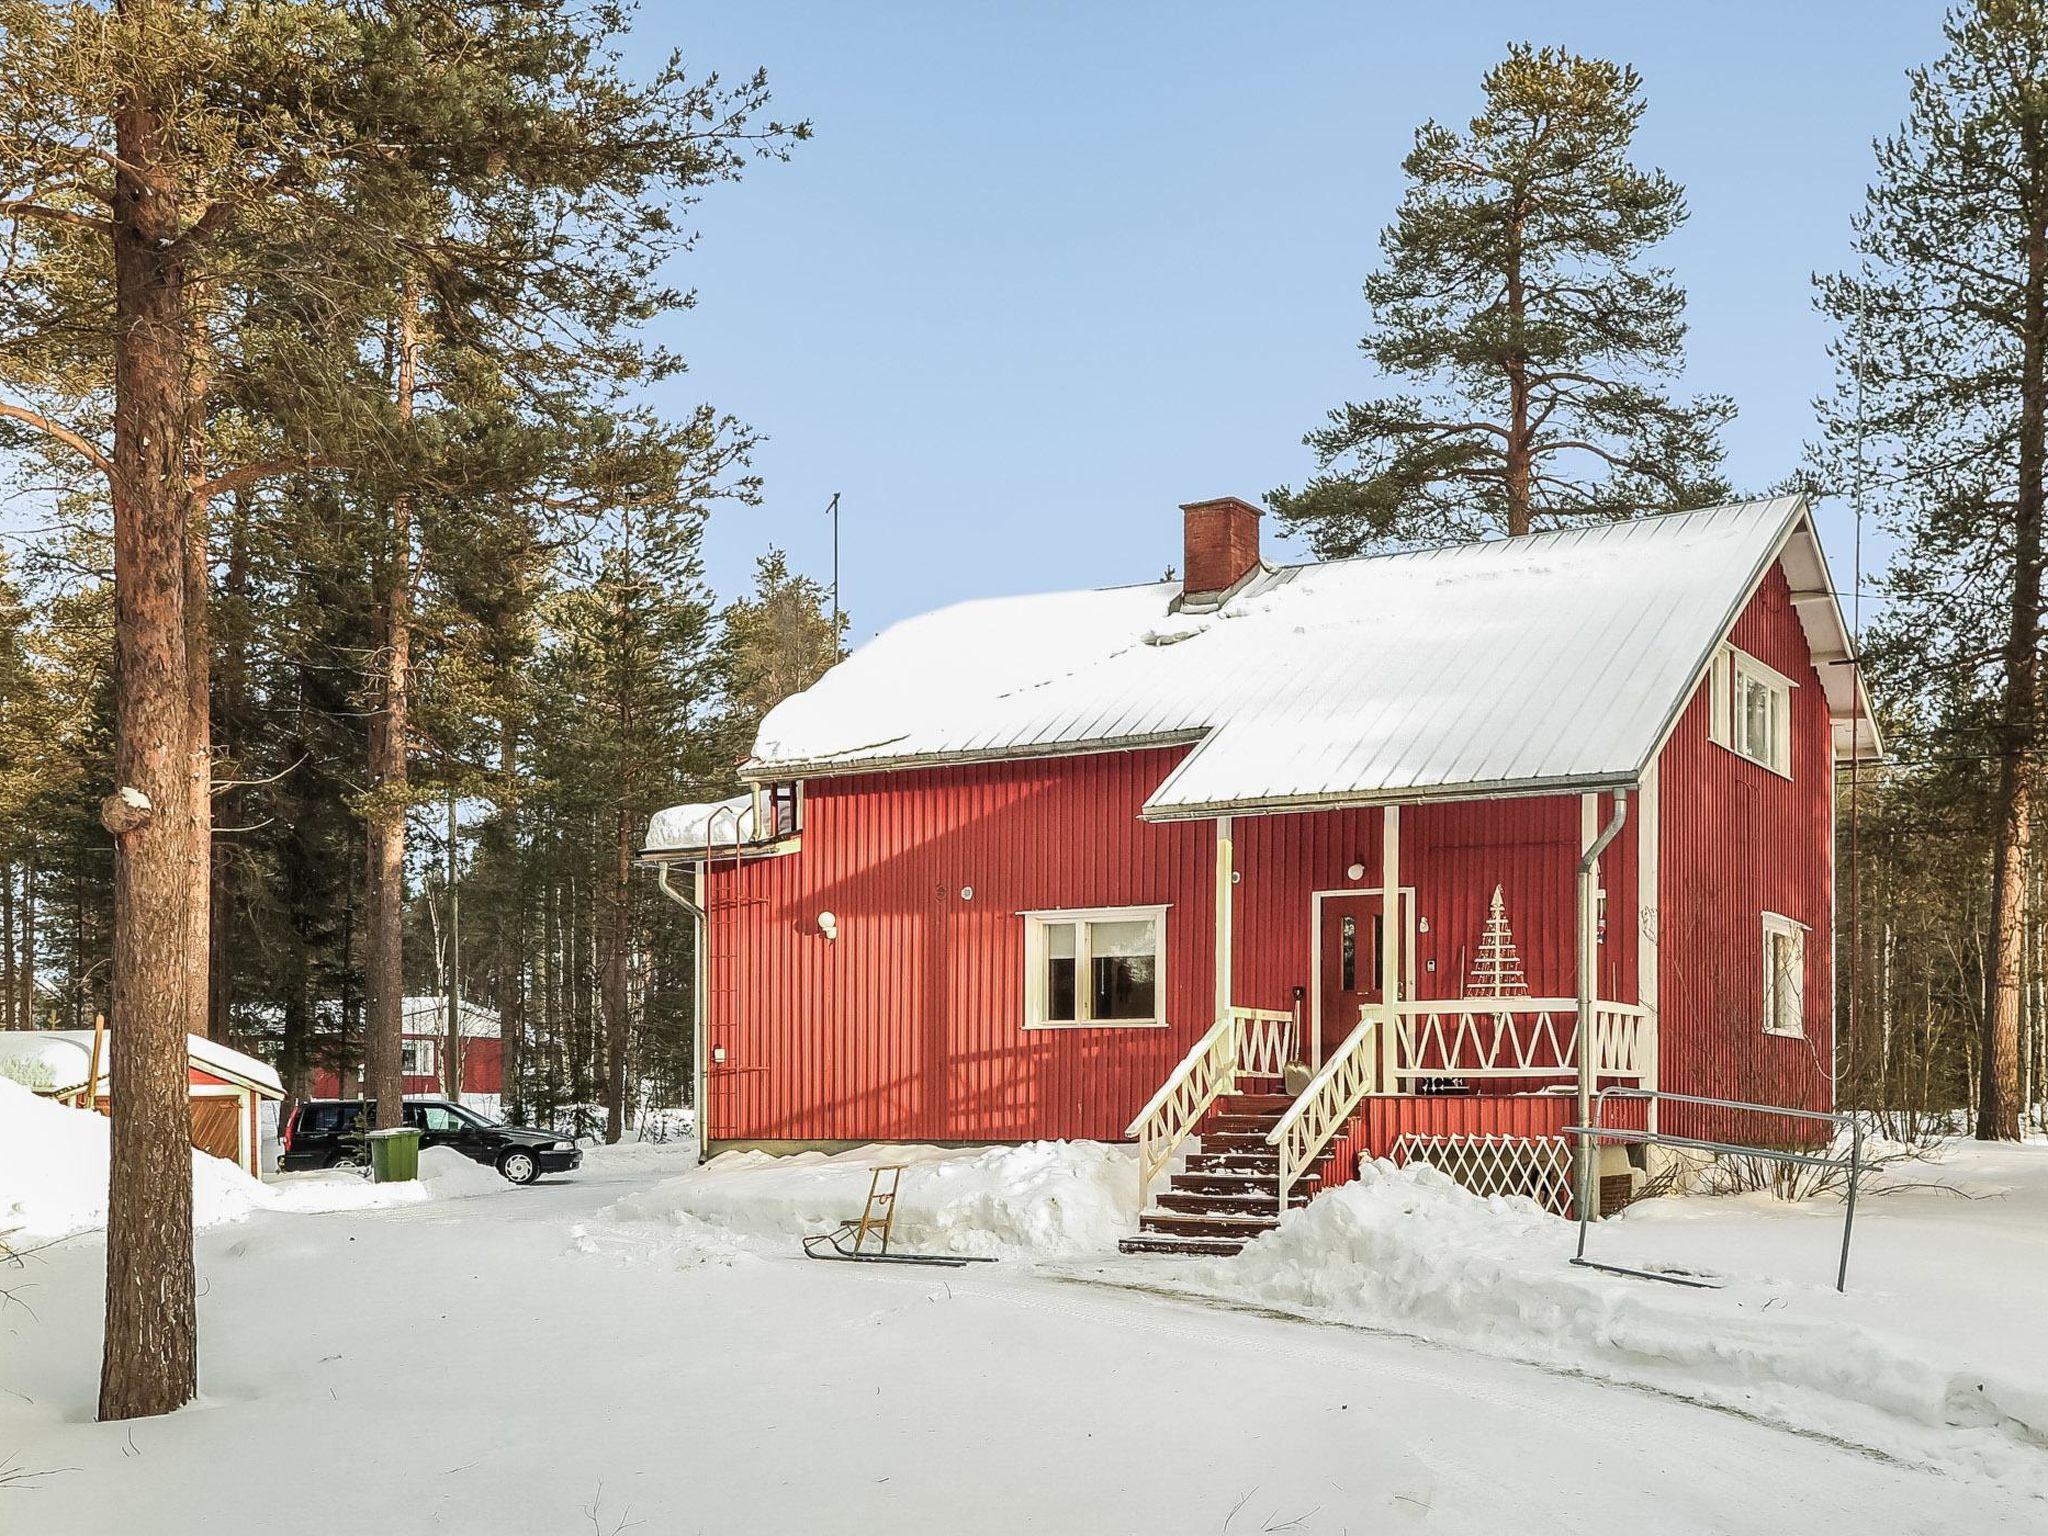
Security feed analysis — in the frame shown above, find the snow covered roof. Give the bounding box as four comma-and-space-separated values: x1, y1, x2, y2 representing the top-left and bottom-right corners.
645, 498, 1876, 841
0, 1029, 283, 1097
642, 795, 756, 856
400, 996, 501, 1039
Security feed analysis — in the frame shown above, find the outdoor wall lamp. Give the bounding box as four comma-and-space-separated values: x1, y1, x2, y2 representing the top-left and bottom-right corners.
817, 910, 839, 941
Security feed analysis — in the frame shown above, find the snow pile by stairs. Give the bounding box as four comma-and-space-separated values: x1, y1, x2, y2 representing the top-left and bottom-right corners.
598, 1140, 1140, 1259
0, 1076, 268, 1241
1172, 1158, 2048, 1486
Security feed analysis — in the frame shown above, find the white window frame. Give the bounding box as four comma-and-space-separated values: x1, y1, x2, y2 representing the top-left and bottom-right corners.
1761, 911, 1808, 1039
1020, 904, 1169, 1029
1707, 643, 1795, 779
400, 1038, 438, 1077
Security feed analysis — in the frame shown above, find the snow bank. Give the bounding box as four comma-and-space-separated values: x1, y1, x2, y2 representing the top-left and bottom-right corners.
597, 1140, 1138, 1259
0, 1077, 267, 1241
1172, 1159, 2048, 1485
417, 1145, 512, 1198
0, 1078, 528, 1239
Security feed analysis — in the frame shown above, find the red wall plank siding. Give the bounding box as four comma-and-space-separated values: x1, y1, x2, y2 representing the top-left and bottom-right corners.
1657, 562, 1836, 1144
702, 755, 1641, 1147
704, 749, 1217, 1144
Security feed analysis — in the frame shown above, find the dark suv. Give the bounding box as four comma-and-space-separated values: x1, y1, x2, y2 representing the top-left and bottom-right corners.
280, 1098, 583, 1184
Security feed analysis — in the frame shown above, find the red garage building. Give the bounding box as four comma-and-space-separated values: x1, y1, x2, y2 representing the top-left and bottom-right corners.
643, 496, 1876, 1252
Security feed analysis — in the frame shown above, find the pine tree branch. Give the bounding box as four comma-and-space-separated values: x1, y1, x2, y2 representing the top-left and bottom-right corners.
0, 199, 110, 234
0, 398, 111, 479
193, 458, 340, 499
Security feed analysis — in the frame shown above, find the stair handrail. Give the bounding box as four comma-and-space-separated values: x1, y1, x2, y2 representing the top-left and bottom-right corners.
1266, 1013, 1381, 1213
1126, 1010, 1249, 1212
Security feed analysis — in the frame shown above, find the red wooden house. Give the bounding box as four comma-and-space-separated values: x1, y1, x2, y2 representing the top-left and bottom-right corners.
643, 497, 1877, 1252
306, 996, 505, 1112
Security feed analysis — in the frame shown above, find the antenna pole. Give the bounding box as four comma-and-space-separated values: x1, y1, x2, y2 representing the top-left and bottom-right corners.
826, 492, 842, 640
1848, 266, 1869, 1104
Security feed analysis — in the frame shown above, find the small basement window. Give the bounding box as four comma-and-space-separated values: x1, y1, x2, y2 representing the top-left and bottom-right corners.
1707, 644, 1794, 777
1022, 906, 1168, 1028
1761, 912, 1807, 1038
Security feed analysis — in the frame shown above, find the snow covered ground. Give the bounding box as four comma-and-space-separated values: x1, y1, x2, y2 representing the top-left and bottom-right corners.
3, 1119, 2045, 1533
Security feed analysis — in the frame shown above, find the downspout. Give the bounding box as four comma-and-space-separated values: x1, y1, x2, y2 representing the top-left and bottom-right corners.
655, 859, 710, 1164
1576, 789, 1629, 1223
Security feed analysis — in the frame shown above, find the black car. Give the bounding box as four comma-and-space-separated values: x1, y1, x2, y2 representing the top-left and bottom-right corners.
280, 1097, 582, 1184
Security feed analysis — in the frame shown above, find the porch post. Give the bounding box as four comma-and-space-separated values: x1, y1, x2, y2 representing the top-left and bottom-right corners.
1214, 814, 1233, 1023
1380, 804, 1400, 1090
1637, 762, 1660, 1137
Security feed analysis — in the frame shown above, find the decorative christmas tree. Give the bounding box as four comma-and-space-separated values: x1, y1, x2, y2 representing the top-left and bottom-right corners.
1467, 885, 1529, 997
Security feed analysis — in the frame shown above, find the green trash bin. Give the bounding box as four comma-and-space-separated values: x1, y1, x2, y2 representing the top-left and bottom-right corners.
367, 1126, 422, 1183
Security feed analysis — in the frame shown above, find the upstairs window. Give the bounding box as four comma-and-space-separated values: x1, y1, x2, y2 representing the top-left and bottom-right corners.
1022, 906, 1168, 1028
1707, 644, 1794, 777
758, 781, 802, 839
1761, 912, 1807, 1038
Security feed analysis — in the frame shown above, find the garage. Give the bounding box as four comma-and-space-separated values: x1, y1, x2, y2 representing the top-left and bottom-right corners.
0, 1027, 284, 1178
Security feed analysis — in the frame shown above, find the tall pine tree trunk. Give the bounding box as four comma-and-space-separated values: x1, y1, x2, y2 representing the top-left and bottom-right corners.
496, 714, 522, 1122
3, 863, 17, 1029
99, 17, 202, 1416
1503, 216, 1532, 537
1981, 169, 2048, 1143
21, 855, 34, 1026
363, 281, 418, 1131
184, 284, 212, 1039
601, 804, 631, 1142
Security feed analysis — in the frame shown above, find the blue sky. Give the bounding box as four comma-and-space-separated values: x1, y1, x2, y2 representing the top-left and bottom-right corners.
638, 3, 1944, 642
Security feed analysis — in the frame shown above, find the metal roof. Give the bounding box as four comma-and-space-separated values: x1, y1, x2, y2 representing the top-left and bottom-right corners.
652, 498, 1875, 840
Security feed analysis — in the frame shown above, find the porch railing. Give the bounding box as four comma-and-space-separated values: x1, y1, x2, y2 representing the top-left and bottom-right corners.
1383, 998, 1652, 1088
1127, 1006, 1295, 1210
1267, 1016, 1381, 1212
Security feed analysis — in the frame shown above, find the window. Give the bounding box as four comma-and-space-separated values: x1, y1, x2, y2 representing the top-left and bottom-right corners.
400, 1039, 438, 1078
1022, 906, 1168, 1027
1762, 912, 1807, 1038
1707, 644, 1794, 777
421, 1104, 467, 1134
766, 781, 802, 839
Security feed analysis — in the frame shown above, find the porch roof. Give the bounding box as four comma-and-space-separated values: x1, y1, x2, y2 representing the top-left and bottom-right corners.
650, 498, 1876, 844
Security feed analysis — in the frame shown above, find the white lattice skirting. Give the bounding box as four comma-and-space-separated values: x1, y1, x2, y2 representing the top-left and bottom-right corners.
1389, 1133, 1575, 1217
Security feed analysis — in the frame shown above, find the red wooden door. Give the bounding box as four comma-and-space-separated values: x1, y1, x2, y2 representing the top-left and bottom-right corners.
1319, 894, 1388, 1061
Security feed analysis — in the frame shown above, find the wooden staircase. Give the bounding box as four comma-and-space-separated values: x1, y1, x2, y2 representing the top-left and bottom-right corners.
1117, 1082, 1334, 1256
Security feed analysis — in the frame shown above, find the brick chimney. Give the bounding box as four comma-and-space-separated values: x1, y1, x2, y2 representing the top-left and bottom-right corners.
1181, 496, 1263, 599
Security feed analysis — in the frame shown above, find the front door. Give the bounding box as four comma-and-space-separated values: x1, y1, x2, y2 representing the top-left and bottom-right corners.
1318, 893, 1407, 1063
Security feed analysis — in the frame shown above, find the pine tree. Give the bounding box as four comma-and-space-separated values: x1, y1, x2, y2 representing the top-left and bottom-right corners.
0, 0, 803, 1417
1272, 44, 1733, 555
1813, 0, 2048, 1140
716, 549, 846, 766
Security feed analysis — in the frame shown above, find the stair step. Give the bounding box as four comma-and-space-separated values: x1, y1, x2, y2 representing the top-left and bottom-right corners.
1140, 1210, 1283, 1239
1204, 1122, 1286, 1146
1156, 1189, 1310, 1215
1174, 1169, 1322, 1195
1117, 1233, 1251, 1257
1218, 1093, 1295, 1114
1186, 1152, 1334, 1177
1202, 1130, 1281, 1150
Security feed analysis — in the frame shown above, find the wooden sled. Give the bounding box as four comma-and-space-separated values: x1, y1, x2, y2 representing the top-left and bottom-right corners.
800, 1164, 996, 1267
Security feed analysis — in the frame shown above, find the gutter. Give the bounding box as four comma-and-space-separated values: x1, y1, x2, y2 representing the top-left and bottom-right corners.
654, 860, 710, 1165
1576, 789, 1630, 1221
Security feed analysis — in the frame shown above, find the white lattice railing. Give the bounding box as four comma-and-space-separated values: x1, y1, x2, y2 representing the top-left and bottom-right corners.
1267, 1016, 1380, 1212
1384, 998, 1652, 1086
1127, 1007, 1296, 1210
